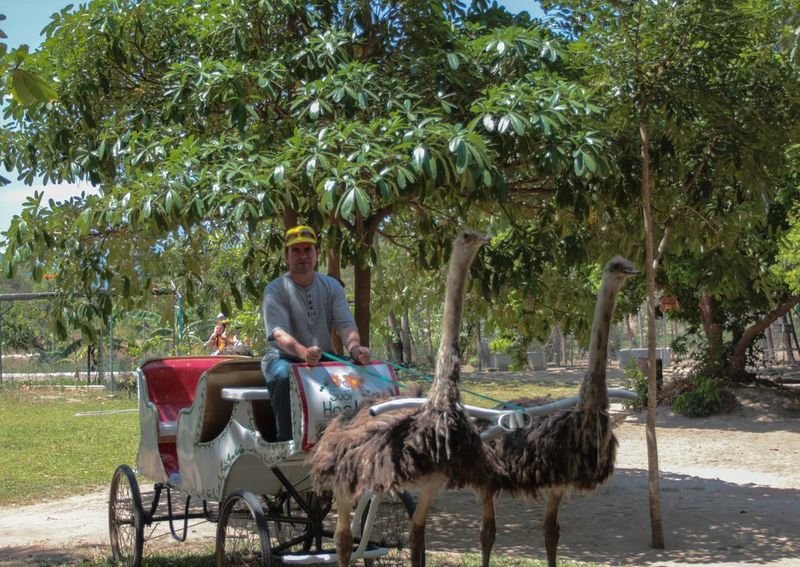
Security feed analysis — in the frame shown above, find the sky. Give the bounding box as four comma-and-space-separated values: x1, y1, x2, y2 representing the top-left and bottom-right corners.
0, 0, 544, 234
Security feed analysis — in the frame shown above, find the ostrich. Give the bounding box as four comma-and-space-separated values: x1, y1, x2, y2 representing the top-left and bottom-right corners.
310, 229, 490, 567
480, 256, 639, 567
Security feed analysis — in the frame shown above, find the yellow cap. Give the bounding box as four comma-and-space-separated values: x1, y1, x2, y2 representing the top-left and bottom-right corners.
285, 225, 317, 247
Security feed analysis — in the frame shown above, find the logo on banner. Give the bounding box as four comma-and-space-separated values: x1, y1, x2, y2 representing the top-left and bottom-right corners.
294, 363, 399, 449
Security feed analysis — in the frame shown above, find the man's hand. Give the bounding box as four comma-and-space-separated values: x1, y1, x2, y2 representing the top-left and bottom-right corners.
305, 345, 322, 366
350, 345, 371, 365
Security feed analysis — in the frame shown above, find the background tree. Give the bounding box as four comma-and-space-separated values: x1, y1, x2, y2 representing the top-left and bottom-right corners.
542, 0, 800, 549
1, 0, 606, 349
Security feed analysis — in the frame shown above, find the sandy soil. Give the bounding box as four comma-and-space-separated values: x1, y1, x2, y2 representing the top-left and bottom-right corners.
1, 365, 799, 566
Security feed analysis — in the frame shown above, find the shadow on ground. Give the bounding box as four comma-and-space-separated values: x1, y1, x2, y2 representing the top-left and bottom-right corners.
427, 468, 800, 566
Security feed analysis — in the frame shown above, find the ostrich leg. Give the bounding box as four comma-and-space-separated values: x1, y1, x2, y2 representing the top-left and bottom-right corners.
408, 476, 446, 567
333, 488, 354, 567
543, 491, 563, 567
479, 490, 497, 567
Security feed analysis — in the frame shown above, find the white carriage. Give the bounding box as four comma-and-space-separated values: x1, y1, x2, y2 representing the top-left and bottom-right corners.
109, 355, 412, 566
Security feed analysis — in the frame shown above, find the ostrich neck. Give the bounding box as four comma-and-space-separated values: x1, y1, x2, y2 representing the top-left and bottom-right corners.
577, 276, 621, 412
427, 252, 470, 409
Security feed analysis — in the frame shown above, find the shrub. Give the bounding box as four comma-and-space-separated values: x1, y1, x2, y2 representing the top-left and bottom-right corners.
672, 375, 722, 417
623, 360, 648, 410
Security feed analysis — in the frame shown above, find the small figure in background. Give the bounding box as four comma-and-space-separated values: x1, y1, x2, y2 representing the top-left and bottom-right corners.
205, 313, 231, 355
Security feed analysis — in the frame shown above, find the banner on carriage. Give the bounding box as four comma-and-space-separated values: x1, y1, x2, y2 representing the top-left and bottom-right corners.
292, 361, 400, 451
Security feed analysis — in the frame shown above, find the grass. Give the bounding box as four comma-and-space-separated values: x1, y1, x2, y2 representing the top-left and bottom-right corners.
0, 384, 139, 507
0, 376, 578, 507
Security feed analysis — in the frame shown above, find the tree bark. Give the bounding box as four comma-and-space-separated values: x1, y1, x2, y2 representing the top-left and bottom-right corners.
640, 121, 665, 549
387, 310, 403, 362
401, 304, 412, 364
699, 292, 725, 371
788, 310, 800, 363
766, 323, 775, 364
475, 319, 483, 371
731, 296, 800, 376
327, 235, 344, 355
349, 207, 392, 350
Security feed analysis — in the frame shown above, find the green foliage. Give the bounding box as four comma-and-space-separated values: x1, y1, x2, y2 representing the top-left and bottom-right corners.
623, 360, 648, 411
672, 375, 723, 418
488, 337, 513, 353
0, 0, 611, 346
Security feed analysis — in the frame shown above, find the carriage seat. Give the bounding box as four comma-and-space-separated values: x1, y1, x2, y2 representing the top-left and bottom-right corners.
192, 358, 277, 442
140, 356, 236, 440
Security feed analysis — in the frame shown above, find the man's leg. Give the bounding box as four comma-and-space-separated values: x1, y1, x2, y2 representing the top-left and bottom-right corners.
261, 357, 293, 441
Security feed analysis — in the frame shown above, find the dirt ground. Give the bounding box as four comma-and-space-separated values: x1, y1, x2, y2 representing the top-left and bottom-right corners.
1, 364, 800, 566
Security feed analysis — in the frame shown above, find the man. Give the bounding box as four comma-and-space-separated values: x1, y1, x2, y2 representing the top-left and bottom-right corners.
261, 225, 370, 441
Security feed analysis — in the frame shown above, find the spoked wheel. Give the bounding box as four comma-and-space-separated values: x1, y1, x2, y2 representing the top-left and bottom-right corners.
267, 490, 332, 553
108, 464, 145, 567
268, 491, 307, 550
216, 490, 271, 566
360, 491, 416, 566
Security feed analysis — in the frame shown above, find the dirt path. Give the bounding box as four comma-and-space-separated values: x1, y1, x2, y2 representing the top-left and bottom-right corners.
2, 367, 799, 566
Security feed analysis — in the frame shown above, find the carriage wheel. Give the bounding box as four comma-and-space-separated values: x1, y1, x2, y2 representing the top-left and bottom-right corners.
360, 491, 415, 566
108, 464, 145, 567
216, 490, 271, 566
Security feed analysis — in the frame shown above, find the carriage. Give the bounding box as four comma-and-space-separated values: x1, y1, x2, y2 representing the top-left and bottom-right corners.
108, 355, 413, 566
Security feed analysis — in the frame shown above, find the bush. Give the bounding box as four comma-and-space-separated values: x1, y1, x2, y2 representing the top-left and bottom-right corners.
672, 375, 722, 417
623, 360, 648, 410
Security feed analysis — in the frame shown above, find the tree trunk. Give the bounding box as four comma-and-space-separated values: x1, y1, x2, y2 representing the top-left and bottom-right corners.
327, 237, 344, 355
425, 308, 434, 365
698, 292, 725, 371
781, 313, 794, 364
626, 314, 635, 347
475, 320, 483, 371
351, 209, 390, 349
731, 296, 800, 376
788, 310, 800, 364
387, 311, 403, 362
640, 121, 665, 549
353, 261, 371, 348
766, 323, 775, 364
401, 304, 412, 364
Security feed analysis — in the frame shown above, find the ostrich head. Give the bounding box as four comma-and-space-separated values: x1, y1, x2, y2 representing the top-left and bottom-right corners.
604, 255, 640, 288
451, 229, 490, 265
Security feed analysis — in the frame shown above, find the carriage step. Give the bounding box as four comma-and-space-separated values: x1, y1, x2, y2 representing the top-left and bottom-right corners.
279, 547, 389, 564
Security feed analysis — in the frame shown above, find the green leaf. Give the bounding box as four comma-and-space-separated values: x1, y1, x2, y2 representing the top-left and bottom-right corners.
412, 146, 427, 172
306, 157, 317, 177
508, 114, 526, 136
338, 188, 355, 220
10, 68, 57, 106
447, 53, 459, 70
142, 198, 152, 219
454, 139, 469, 173
273, 164, 285, 185
309, 100, 321, 120
497, 116, 510, 134
354, 187, 370, 216
573, 151, 585, 176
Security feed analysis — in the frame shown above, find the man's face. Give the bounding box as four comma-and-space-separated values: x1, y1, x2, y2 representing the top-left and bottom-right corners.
285, 243, 318, 274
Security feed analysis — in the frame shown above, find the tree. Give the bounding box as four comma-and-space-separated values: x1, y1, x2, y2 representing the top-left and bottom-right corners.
543, 0, 800, 549
1, 0, 606, 347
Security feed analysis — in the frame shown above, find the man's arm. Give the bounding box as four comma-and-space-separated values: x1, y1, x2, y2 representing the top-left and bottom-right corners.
341, 326, 371, 365
271, 328, 322, 365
